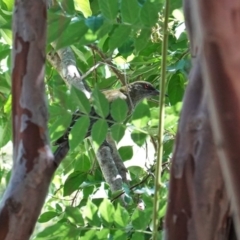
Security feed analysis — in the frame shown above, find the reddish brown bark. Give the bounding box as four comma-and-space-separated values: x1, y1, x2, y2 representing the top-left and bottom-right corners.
164, 0, 237, 239
0, 1, 59, 239
197, 2, 240, 238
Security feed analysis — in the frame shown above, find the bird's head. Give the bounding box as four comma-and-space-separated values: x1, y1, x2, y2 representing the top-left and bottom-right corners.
123, 81, 159, 107
129, 81, 159, 97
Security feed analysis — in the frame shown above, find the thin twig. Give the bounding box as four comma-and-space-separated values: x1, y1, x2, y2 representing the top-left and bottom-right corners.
88, 44, 126, 85
111, 172, 154, 202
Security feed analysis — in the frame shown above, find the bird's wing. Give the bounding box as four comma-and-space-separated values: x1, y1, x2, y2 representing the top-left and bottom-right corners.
102, 89, 127, 102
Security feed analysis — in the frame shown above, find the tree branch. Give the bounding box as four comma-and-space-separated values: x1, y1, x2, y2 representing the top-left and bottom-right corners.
47, 47, 91, 98
96, 145, 123, 192
106, 134, 129, 184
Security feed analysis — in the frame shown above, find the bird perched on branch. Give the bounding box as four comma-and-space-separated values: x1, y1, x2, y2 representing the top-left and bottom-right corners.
53, 81, 159, 158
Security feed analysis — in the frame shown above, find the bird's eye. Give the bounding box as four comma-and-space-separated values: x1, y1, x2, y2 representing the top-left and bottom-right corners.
144, 84, 149, 89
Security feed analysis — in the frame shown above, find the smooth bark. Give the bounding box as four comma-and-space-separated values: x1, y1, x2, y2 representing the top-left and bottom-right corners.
164, 0, 235, 239
0, 1, 61, 239
196, 1, 240, 238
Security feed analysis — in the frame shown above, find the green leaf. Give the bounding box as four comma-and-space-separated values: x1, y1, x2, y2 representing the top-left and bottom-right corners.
0, 29, 12, 45
0, 114, 11, 148
99, 199, 114, 226
91, 119, 108, 148
121, 0, 140, 24
131, 232, 145, 240
109, 25, 132, 51
83, 200, 101, 227
140, 1, 159, 27
118, 146, 133, 161
3, 94, 11, 113
131, 64, 158, 79
168, 73, 185, 105
110, 98, 128, 122
128, 166, 145, 179
163, 139, 174, 161
95, 76, 116, 89
97, 21, 113, 38
92, 87, 109, 118
131, 131, 147, 147
50, 114, 72, 143
110, 230, 127, 240
82, 185, 95, 200
70, 87, 91, 114
164, 113, 178, 134
47, 12, 71, 44
0, 9, 12, 29
123, 194, 133, 205
85, 16, 104, 32
132, 208, 152, 229
63, 171, 87, 196
65, 206, 84, 225
36, 222, 79, 238
1, 0, 13, 10
71, 45, 88, 64
137, 42, 161, 57
36, 223, 66, 238
96, 229, 109, 239
159, 201, 167, 218
55, 18, 88, 49
110, 123, 125, 142
74, 154, 91, 172
49, 104, 65, 118
69, 116, 90, 150
114, 204, 130, 227
74, 0, 92, 17
99, 0, 119, 21
131, 100, 150, 128
118, 39, 134, 58
38, 211, 59, 223
81, 230, 97, 239
60, 0, 75, 15
78, 29, 98, 45
134, 29, 151, 53
55, 203, 62, 212
0, 49, 10, 72
169, 0, 182, 13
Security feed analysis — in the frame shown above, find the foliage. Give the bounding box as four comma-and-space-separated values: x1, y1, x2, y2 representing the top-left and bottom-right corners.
0, 0, 189, 239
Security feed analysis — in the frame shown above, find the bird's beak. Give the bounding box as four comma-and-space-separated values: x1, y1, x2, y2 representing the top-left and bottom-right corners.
153, 89, 168, 97
153, 89, 160, 96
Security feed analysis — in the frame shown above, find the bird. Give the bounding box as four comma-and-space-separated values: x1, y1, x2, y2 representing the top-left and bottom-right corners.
53, 81, 160, 156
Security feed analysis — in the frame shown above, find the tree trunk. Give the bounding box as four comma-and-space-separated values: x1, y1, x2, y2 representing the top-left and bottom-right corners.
0, 1, 61, 239
196, 1, 240, 238
164, 0, 238, 239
